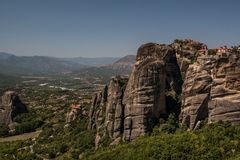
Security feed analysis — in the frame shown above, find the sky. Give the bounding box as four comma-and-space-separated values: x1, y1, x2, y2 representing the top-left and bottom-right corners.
0, 0, 240, 57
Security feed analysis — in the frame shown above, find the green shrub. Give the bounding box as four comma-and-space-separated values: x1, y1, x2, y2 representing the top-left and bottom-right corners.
153, 113, 179, 135
86, 122, 240, 160
60, 143, 68, 153
0, 124, 9, 137
49, 151, 56, 159
14, 119, 43, 134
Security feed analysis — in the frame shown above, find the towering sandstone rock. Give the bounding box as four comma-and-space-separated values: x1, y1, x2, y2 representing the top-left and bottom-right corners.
89, 43, 183, 145
122, 43, 182, 141
0, 91, 27, 125
88, 76, 128, 148
89, 40, 240, 147
180, 48, 240, 129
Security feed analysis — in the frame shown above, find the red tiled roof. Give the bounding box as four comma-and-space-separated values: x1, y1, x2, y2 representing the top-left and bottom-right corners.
70, 105, 80, 109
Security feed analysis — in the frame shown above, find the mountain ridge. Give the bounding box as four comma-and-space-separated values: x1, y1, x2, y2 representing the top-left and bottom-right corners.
0, 52, 134, 75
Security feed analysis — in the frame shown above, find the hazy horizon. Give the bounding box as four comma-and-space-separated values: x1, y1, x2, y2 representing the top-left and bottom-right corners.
0, 51, 125, 58
1, 0, 240, 58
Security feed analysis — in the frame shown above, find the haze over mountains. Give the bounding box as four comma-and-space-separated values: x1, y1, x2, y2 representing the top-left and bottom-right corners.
61, 57, 120, 66
78, 55, 135, 77
0, 52, 135, 75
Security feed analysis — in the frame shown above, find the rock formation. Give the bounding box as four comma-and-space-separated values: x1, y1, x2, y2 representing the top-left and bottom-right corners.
66, 104, 84, 124
88, 43, 183, 145
180, 47, 240, 129
122, 43, 182, 141
89, 40, 240, 146
88, 76, 128, 148
0, 91, 27, 125
171, 39, 208, 76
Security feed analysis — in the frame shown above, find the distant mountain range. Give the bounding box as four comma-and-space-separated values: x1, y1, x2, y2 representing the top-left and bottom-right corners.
0, 52, 85, 75
74, 55, 135, 78
61, 57, 120, 66
108, 55, 135, 70
0, 52, 135, 75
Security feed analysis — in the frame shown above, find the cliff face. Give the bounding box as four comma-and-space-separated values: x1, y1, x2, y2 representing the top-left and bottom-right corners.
88, 76, 128, 148
171, 39, 208, 76
0, 91, 27, 125
89, 40, 240, 146
122, 43, 182, 141
180, 49, 240, 129
88, 43, 183, 145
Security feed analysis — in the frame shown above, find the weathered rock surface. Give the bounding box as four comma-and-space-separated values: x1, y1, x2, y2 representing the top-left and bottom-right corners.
88, 76, 128, 148
122, 43, 182, 141
171, 39, 208, 76
180, 48, 240, 129
0, 91, 27, 125
89, 43, 183, 144
89, 40, 240, 146
66, 105, 86, 124
88, 85, 108, 130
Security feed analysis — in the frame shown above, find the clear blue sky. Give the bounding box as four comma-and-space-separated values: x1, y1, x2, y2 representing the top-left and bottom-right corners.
0, 0, 240, 57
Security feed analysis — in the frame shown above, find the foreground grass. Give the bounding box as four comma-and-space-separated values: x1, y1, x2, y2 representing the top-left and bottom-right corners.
86, 122, 240, 160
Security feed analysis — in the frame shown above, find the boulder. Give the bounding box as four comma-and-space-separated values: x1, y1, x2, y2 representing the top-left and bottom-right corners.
0, 91, 27, 125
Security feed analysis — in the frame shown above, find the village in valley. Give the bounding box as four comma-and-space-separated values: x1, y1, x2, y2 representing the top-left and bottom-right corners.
0, 71, 109, 159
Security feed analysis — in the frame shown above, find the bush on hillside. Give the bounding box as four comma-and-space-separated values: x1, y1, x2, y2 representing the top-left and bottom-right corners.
86, 122, 240, 160
0, 124, 9, 137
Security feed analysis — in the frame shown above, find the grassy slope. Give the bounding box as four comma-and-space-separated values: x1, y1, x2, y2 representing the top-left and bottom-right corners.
86, 123, 240, 160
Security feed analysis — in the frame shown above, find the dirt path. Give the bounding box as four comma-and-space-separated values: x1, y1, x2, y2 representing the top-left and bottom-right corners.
0, 130, 41, 142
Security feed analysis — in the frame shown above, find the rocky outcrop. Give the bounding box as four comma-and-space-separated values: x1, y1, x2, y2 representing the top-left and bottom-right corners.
65, 105, 86, 124
89, 40, 240, 146
180, 48, 240, 129
89, 43, 183, 144
0, 91, 27, 125
88, 85, 108, 130
122, 43, 182, 141
88, 76, 128, 148
171, 39, 208, 76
